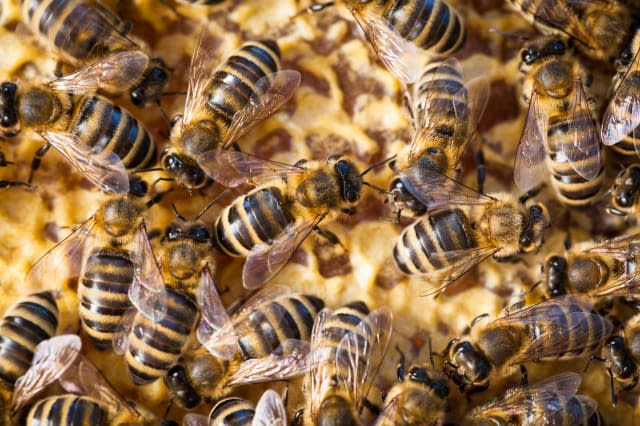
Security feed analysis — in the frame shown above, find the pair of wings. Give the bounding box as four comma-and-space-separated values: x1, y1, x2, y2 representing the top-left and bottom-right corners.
183, 390, 287, 426
514, 79, 600, 193
11, 335, 139, 420
24, 215, 168, 323
309, 307, 393, 421
465, 372, 597, 425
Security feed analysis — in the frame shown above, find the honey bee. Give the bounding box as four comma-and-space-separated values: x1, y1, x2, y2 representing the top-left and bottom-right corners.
165, 285, 324, 408
514, 36, 604, 207
300, 301, 393, 426
392, 177, 550, 295
0, 74, 157, 193
21, 0, 170, 107
301, 0, 465, 83
463, 372, 603, 426
443, 295, 613, 395
608, 164, 640, 216
174, 0, 224, 4
390, 58, 489, 217
162, 35, 300, 190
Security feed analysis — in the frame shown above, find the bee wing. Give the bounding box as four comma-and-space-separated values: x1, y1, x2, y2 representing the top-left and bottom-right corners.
197, 267, 236, 360
37, 130, 130, 194
372, 396, 399, 426
602, 51, 640, 145
182, 32, 218, 129
253, 390, 287, 426
586, 232, 640, 258
517, 0, 593, 46
112, 306, 137, 355
553, 395, 598, 426
47, 51, 149, 94
128, 224, 167, 322
564, 80, 601, 180
229, 285, 292, 319
11, 334, 82, 413
514, 90, 548, 192
24, 216, 96, 293
223, 70, 301, 146
310, 308, 333, 419
228, 339, 311, 386
198, 149, 306, 187
183, 414, 209, 426
465, 75, 491, 138
242, 217, 322, 290
589, 271, 640, 298
350, 7, 425, 83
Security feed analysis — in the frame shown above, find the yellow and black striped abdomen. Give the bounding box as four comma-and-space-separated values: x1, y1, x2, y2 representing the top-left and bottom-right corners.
208, 397, 255, 426
214, 186, 295, 257
543, 394, 604, 426
125, 287, 199, 385
393, 208, 476, 275
237, 294, 325, 359
79, 248, 134, 350
379, 0, 465, 56
26, 395, 108, 426
68, 95, 156, 170
205, 40, 281, 141
0, 291, 58, 389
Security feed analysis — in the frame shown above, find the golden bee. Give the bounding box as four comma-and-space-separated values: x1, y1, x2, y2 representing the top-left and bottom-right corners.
21, 0, 170, 107
390, 58, 489, 217
608, 164, 640, 216
162, 35, 300, 190
443, 295, 613, 395
463, 372, 603, 426
514, 36, 604, 207
165, 285, 324, 408
393, 177, 550, 294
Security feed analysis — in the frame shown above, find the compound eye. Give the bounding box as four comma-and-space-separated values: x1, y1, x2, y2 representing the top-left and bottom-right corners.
188, 167, 205, 186
166, 225, 181, 240
191, 226, 210, 241
546, 39, 565, 55
164, 154, 182, 170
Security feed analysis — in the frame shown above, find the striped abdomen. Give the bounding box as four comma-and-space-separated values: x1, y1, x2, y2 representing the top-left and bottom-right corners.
214, 186, 294, 257
0, 291, 58, 389
68, 95, 156, 170
546, 111, 605, 206
26, 395, 108, 426
21, 0, 132, 64
125, 288, 199, 385
236, 294, 325, 359
393, 208, 476, 275
378, 0, 465, 56
208, 397, 255, 426
542, 395, 604, 426
79, 248, 133, 350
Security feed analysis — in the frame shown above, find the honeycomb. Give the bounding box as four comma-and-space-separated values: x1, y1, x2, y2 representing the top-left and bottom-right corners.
0, 0, 636, 424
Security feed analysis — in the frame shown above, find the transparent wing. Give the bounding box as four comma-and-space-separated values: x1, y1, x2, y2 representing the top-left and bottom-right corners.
38, 130, 130, 194
553, 395, 597, 426
602, 50, 640, 145
196, 267, 236, 360
182, 32, 218, 129
47, 51, 148, 94
589, 270, 640, 298
183, 414, 209, 426
24, 217, 96, 293
372, 396, 399, 426
351, 7, 425, 83
253, 390, 287, 426
586, 232, 640, 258
198, 149, 306, 187
229, 285, 292, 326
514, 91, 548, 192
228, 339, 311, 386
11, 334, 81, 413
223, 70, 301, 146
310, 308, 332, 419
128, 225, 167, 322
242, 217, 323, 290
565, 80, 601, 180
112, 306, 137, 355
465, 75, 491, 140
518, 0, 594, 46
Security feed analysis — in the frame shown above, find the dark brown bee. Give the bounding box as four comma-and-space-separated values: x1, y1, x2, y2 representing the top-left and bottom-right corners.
608, 164, 640, 217
207, 390, 286, 426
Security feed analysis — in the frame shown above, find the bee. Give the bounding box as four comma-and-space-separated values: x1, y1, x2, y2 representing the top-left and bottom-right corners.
514, 36, 604, 207
463, 372, 603, 426
392, 177, 550, 295
608, 164, 640, 216
442, 295, 613, 395
24, 175, 156, 350
174, 0, 224, 4
21, 0, 170, 107
0, 74, 157, 193
165, 285, 325, 408
300, 301, 392, 426
162, 35, 300, 190
301, 0, 465, 83
390, 58, 489, 217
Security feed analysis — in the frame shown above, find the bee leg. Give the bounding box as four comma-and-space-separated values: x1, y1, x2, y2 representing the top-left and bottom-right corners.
395, 345, 406, 381
0, 150, 12, 167
292, 409, 304, 426
28, 143, 51, 184
54, 61, 65, 78
362, 398, 381, 417
517, 185, 542, 204
622, 375, 639, 392
519, 364, 528, 386
0, 180, 31, 189
313, 227, 344, 248
476, 148, 486, 193
162, 398, 174, 419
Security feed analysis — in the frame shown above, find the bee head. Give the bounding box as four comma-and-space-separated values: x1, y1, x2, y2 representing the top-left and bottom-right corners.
445, 340, 491, 392
408, 366, 450, 399
609, 165, 640, 216
165, 365, 202, 409
161, 148, 208, 190
128, 175, 149, 198
130, 58, 169, 107
518, 203, 549, 253
100, 197, 144, 237
521, 37, 566, 66
544, 255, 568, 297
0, 82, 19, 136
332, 157, 362, 204
316, 395, 359, 426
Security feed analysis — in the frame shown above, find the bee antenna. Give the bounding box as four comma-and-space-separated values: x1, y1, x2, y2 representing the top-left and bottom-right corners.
362, 181, 394, 196
292, 1, 335, 19
489, 28, 530, 41
171, 203, 186, 221
156, 101, 171, 126
134, 167, 164, 174
162, 91, 188, 97
195, 189, 230, 220
428, 335, 435, 368
360, 154, 397, 176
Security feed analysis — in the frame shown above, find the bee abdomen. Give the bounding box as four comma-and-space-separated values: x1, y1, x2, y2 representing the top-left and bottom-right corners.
26, 395, 108, 426
214, 186, 294, 257
79, 248, 134, 350
544, 394, 603, 426
208, 397, 255, 426
126, 288, 199, 385
0, 291, 58, 388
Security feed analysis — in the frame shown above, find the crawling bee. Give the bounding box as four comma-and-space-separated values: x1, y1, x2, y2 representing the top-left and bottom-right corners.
21, 0, 170, 107
162, 35, 300, 189
463, 372, 603, 425
443, 295, 613, 395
